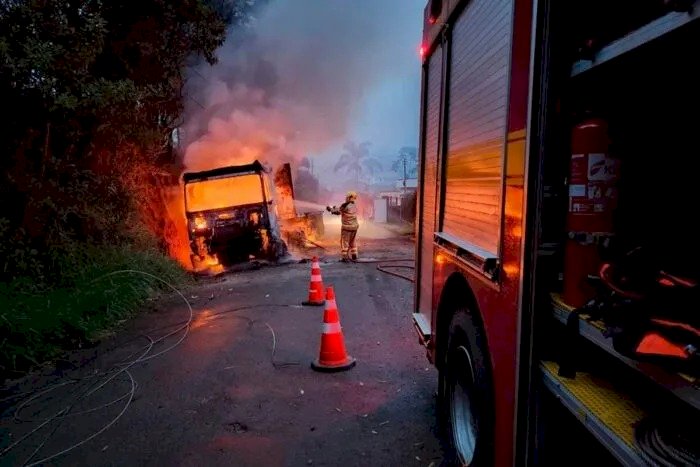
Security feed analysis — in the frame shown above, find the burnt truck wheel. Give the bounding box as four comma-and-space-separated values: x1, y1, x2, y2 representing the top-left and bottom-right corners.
274, 238, 288, 259
439, 309, 494, 466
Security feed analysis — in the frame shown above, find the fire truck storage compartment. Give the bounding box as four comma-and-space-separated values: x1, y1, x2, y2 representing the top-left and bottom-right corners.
534, 9, 700, 465
550, 17, 700, 306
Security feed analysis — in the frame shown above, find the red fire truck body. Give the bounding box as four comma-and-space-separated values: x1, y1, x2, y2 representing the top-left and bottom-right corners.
414, 0, 700, 465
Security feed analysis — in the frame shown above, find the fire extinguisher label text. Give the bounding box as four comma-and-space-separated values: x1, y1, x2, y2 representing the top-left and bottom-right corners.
568, 153, 620, 215
587, 153, 619, 181
569, 184, 586, 197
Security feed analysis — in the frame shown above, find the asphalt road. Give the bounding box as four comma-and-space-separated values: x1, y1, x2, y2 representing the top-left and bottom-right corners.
0, 234, 445, 466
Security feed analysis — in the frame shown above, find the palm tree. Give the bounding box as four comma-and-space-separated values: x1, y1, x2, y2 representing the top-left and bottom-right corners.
333, 141, 383, 188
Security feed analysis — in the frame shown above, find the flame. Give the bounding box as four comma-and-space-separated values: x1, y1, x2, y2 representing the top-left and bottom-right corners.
193, 215, 208, 230
185, 174, 267, 212
162, 186, 195, 270
172, 81, 329, 266
160, 157, 327, 270
275, 184, 296, 220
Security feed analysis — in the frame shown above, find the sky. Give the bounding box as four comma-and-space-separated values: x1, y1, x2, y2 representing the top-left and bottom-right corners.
310, 1, 426, 179
182, 0, 425, 186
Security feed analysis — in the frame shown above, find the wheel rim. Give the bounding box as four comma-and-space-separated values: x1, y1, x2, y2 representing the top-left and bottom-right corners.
449, 344, 478, 465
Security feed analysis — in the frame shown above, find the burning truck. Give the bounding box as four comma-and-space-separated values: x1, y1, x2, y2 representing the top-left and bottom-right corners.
182, 160, 325, 272
183, 160, 288, 271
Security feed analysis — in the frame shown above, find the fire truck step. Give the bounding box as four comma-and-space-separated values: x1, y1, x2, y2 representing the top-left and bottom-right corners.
540, 361, 646, 466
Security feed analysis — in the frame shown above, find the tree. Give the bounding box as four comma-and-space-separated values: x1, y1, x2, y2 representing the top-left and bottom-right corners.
391, 146, 418, 186
333, 141, 383, 188
0, 0, 250, 282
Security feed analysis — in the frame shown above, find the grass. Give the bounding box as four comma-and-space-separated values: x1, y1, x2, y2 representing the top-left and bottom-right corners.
0, 245, 190, 381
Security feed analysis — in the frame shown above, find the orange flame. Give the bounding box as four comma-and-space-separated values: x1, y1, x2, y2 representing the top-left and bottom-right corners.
185, 174, 269, 212
162, 186, 194, 270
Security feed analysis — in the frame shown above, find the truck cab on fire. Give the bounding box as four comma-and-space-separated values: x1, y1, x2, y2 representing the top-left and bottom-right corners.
182, 160, 287, 271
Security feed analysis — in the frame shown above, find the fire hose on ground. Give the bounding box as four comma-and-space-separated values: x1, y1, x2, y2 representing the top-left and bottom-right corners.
353, 257, 415, 282
304, 238, 327, 250
376, 262, 414, 282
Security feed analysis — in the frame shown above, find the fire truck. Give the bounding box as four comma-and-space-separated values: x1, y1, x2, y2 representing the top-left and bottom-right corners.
413, 0, 700, 465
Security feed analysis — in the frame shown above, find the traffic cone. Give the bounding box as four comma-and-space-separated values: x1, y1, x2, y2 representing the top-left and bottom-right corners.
311, 286, 356, 372
302, 256, 325, 306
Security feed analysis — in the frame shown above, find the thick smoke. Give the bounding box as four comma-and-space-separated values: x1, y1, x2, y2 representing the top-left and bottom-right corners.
181, 0, 422, 172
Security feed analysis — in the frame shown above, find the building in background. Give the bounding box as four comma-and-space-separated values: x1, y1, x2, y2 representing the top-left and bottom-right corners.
373, 177, 417, 224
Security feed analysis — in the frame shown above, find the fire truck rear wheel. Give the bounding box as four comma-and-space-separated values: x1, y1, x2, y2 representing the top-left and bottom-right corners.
439, 309, 494, 466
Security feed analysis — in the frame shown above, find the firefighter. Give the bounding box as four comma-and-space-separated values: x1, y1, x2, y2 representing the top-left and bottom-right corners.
327, 191, 359, 261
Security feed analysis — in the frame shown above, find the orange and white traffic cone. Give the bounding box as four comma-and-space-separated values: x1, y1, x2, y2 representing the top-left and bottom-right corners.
302, 256, 325, 306
311, 286, 356, 372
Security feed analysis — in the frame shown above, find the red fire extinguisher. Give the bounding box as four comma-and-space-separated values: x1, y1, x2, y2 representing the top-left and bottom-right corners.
562, 116, 621, 308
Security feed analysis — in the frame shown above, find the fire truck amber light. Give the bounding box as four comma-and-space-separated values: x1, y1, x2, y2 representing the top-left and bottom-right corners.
435, 253, 445, 264
502, 263, 520, 277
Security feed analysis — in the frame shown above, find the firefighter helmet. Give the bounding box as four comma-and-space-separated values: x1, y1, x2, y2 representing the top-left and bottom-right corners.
346, 191, 357, 201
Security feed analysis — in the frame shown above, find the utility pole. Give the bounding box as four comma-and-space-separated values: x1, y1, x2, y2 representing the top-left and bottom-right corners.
402, 158, 407, 190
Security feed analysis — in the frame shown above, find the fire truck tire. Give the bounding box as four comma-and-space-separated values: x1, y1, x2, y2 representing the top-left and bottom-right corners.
438, 310, 494, 466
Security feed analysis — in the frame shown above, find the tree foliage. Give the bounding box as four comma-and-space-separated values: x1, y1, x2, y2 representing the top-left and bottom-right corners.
333, 141, 383, 188
0, 0, 250, 284
391, 146, 418, 179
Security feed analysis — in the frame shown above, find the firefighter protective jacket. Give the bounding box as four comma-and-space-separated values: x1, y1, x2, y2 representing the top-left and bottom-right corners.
330, 201, 359, 231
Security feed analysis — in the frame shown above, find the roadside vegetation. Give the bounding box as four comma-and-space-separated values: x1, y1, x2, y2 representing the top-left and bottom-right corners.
0, 243, 188, 378
0, 0, 260, 380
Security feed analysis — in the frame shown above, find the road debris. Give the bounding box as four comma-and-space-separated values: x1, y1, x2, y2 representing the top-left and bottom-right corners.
225, 421, 248, 433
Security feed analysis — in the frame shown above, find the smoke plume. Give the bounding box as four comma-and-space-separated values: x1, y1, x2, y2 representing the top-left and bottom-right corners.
181, 0, 422, 173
